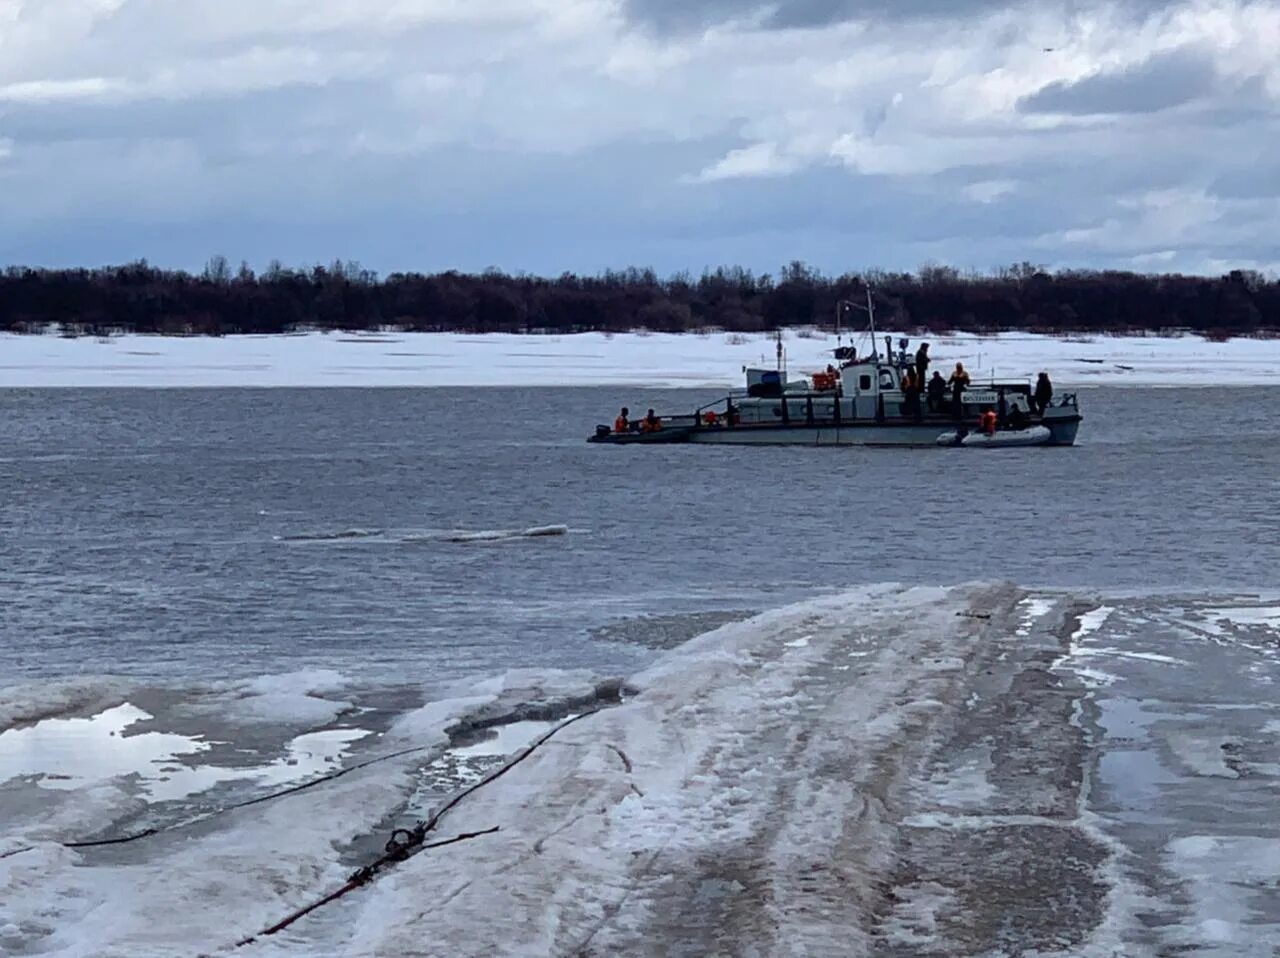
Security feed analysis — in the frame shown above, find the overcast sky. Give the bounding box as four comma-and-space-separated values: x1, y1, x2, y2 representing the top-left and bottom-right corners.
1, 0, 1277, 276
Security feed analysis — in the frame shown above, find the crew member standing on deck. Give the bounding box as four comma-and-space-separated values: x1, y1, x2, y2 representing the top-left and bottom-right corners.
914, 343, 930, 388
614, 407, 630, 434
926, 371, 946, 413
902, 367, 921, 420
948, 362, 971, 419
1033, 372, 1054, 415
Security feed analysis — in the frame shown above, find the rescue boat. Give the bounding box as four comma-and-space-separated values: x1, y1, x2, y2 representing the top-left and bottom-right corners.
935, 426, 1054, 448
587, 291, 1082, 448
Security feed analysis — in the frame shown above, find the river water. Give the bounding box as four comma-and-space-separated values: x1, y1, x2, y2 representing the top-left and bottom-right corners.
1, 385, 1278, 685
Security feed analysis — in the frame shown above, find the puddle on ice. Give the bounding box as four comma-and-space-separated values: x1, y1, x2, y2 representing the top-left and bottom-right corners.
0, 703, 370, 802
403, 718, 570, 811
1097, 698, 1164, 741
451, 718, 567, 760
1098, 749, 1181, 810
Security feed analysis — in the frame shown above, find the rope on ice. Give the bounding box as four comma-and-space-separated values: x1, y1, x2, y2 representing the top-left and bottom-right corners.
61, 743, 435, 849
234, 707, 605, 947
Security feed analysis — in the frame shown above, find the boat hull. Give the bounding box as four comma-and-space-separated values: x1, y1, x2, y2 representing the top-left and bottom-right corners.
591, 416, 1081, 447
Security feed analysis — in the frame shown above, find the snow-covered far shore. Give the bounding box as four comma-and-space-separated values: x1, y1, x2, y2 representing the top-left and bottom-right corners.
2, 328, 1278, 388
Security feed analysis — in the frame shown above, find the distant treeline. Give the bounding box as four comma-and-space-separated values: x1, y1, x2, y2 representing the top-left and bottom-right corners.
1, 258, 1277, 338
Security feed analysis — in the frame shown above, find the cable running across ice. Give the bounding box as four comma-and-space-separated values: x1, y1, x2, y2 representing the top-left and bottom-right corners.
233, 707, 606, 948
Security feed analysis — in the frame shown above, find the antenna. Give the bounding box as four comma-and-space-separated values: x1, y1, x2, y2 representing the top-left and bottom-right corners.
846, 286, 879, 361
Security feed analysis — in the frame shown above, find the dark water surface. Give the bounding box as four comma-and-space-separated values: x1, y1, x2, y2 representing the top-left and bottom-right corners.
1, 386, 1277, 683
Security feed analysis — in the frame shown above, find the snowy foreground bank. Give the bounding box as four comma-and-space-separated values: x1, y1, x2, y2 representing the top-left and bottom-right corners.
2, 329, 1278, 388
4, 584, 1280, 955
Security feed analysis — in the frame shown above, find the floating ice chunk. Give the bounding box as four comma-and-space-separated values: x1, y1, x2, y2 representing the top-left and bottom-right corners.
441, 525, 570, 543
181, 669, 355, 727
387, 695, 494, 746
0, 676, 136, 733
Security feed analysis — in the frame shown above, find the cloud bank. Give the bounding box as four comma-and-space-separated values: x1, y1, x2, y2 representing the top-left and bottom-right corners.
0, 0, 1277, 275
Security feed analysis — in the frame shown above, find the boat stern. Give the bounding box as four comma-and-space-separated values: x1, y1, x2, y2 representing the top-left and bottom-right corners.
1043, 394, 1082, 445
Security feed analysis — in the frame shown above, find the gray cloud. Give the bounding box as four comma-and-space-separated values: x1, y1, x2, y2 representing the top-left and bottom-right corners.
621, 0, 1003, 32
622, 0, 1167, 32
1020, 49, 1221, 115
1, 0, 1277, 277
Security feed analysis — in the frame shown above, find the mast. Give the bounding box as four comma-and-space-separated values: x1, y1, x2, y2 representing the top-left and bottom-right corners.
865, 285, 877, 359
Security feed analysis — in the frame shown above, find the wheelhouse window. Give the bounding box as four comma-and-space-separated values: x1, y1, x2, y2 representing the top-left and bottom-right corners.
859, 375, 872, 390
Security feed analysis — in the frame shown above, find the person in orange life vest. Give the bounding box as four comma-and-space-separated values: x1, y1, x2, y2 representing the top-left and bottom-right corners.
980, 408, 998, 436
642, 409, 662, 432
902, 367, 921, 419
614, 407, 630, 434
703, 409, 719, 426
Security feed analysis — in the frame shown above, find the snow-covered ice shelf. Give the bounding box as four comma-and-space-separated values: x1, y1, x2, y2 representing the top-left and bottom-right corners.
4, 586, 1280, 955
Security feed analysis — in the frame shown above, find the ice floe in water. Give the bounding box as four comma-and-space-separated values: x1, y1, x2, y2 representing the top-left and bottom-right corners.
278, 528, 384, 542
438, 524, 570, 543
0, 676, 137, 734
275, 524, 573, 545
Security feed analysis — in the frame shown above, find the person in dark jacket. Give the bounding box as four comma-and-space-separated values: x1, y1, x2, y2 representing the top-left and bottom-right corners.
1033, 372, 1053, 414
1007, 402, 1029, 430
914, 343, 930, 387
926, 371, 947, 413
